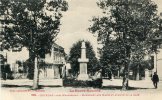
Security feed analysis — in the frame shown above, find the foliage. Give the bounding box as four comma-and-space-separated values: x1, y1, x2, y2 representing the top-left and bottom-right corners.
100, 39, 125, 72
0, 0, 68, 79
89, 0, 160, 71
1, 64, 13, 80
0, 0, 68, 53
63, 78, 102, 88
89, 0, 161, 89
69, 40, 98, 76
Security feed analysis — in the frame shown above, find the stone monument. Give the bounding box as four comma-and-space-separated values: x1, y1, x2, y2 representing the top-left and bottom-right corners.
77, 41, 89, 80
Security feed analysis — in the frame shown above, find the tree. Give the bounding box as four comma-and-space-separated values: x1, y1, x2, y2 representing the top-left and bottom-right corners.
0, 0, 68, 89
100, 38, 126, 77
69, 40, 98, 77
89, 0, 160, 90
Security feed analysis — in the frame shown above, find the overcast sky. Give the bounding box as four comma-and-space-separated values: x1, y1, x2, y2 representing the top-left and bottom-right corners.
56, 0, 162, 54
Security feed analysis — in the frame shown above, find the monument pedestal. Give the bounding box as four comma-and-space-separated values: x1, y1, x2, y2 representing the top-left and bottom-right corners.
77, 74, 89, 80
77, 59, 89, 80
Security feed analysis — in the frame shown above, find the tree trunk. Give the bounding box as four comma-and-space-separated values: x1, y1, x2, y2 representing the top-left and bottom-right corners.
27, 49, 35, 79
136, 65, 140, 80
122, 61, 129, 90
122, 73, 129, 90
32, 57, 39, 89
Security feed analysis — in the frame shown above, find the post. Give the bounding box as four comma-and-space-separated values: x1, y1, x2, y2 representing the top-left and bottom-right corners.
136, 65, 140, 80
32, 57, 38, 89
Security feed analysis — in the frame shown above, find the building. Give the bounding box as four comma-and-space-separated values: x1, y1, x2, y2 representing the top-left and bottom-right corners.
39, 43, 66, 79
0, 42, 66, 79
7, 47, 29, 72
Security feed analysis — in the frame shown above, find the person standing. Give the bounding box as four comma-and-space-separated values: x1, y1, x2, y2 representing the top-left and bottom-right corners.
152, 72, 159, 89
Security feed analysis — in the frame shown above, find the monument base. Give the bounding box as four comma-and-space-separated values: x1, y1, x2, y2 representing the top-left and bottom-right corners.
77, 74, 90, 80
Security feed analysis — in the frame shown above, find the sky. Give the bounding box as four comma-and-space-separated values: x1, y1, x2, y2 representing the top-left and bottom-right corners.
56, 0, 102, 54
56, 0, 162, 54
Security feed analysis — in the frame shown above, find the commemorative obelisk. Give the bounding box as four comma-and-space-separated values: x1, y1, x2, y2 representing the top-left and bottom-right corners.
77, 41, 89, 80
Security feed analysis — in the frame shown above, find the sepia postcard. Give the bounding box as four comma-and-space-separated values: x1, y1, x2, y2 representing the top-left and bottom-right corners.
0, 0, 162, 100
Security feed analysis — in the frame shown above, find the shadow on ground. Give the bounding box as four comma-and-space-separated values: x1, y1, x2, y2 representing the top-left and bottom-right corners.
1, 84, 62, 89
101, 85, 154, 90
1, 84, 155, 90
1, 84, 32, 88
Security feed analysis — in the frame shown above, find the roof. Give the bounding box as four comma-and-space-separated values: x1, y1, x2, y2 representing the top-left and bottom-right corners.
53, 42, 64, 50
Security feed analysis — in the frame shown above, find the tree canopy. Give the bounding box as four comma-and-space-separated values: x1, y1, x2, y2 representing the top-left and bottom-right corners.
89, 0, 161, 89
0, 0, 68, 55
0, 0, 68, 80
